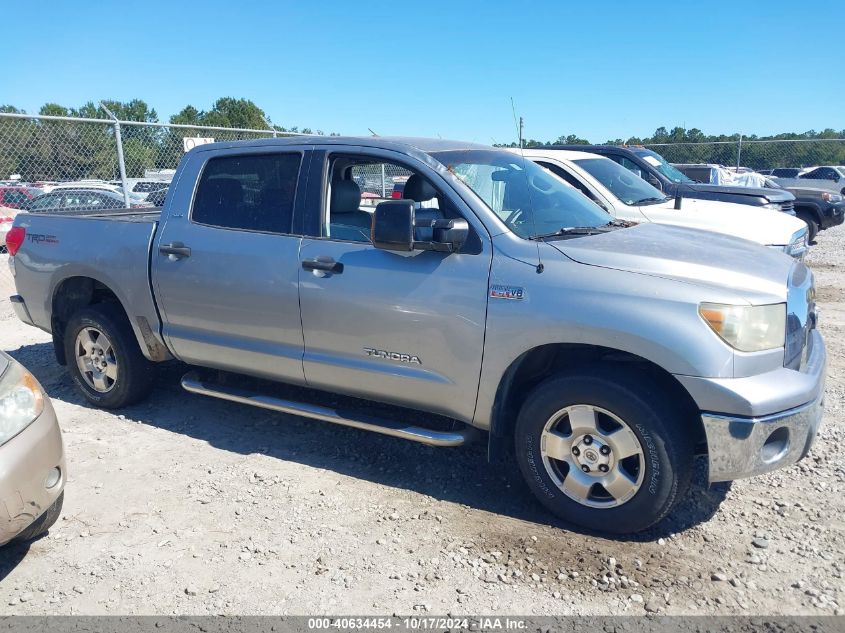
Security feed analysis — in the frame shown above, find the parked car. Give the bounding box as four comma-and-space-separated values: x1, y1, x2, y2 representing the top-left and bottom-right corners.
1, 213, 16, 252
672, 164, 770, 188
769, 183, 845, 241
7, 136, 825, 534
109, 179, 171, 198
145, 187, 169, 207
0, 186, 34, 210
553, 145, 796, 213
798, 166, 845, 194
517, 149, 808, 258
0, 351, 65, 546
21, 188, 151, 213
771, 168, 803, 178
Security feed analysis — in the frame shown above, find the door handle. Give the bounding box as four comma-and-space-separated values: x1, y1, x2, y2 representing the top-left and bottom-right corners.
302, 257, 343, 274
159, 242, 191, 258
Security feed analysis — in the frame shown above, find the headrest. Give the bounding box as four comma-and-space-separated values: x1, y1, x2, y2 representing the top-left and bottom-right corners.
404, 174, 438, 202
331, 179, 361, 214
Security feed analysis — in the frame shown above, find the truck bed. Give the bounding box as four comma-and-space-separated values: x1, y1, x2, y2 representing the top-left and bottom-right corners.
10, 208, 167, 362
23, 207, 162, 222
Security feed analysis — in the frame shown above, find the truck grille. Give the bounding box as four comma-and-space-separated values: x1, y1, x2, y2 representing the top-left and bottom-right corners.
781, 201, 795, 214
784, 264, 816, 370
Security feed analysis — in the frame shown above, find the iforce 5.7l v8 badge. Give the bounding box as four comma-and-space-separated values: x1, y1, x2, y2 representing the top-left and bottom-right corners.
490, 285, 524, 300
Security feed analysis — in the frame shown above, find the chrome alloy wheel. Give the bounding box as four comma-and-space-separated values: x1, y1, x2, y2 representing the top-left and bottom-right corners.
540, 404, 645, 508
75, 327, 118, 393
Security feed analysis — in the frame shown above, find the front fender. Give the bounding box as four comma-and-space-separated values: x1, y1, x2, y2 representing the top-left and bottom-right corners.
473, 243, 738, 429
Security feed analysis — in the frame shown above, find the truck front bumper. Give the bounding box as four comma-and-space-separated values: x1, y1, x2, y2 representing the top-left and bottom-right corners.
822, 203, 845, 229
685, 329, 826, 483
701, 389, 823, 482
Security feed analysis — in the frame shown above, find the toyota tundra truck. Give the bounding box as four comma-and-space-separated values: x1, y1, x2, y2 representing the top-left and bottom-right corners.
5, 137, 826, 534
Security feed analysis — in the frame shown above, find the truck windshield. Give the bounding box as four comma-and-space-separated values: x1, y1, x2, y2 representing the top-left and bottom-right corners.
429, 149, 613, 239
631, 149, 694, 184
572, 157, 668, 205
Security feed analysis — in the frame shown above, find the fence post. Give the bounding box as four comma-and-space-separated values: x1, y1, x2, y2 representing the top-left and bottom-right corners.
381, 164, 386, 198
100, 103, 131, 207
736, 135, 743, 173
263, 116, 278, 138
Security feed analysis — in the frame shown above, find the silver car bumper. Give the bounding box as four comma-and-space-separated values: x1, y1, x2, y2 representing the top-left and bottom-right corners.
0, 399, 66, 546
700, 329, 825, 483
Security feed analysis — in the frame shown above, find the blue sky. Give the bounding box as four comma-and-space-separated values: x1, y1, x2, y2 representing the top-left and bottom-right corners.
5, 1, 843, 143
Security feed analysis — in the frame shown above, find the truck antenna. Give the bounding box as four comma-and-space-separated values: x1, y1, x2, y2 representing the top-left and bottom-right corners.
511, 98, 543, 273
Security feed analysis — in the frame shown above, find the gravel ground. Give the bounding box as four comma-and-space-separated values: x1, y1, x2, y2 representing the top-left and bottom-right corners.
0, 228, 842, 616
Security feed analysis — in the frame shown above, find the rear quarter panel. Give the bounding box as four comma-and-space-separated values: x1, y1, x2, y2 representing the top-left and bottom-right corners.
10, 213, 166, 360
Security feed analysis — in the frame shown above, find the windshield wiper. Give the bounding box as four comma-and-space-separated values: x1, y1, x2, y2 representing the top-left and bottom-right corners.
530, 225, 619, 240
634, 196, 668, 205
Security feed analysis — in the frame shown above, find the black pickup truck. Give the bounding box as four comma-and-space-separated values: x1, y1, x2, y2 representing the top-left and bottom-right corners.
554, 145, 796, 214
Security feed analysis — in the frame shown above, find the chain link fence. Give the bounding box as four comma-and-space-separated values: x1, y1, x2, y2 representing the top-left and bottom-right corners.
0, 111, 304, 291
644, 138, 845, 175
0, 111, 300, 185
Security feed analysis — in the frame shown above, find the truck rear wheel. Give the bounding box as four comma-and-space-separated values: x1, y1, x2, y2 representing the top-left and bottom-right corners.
514, 369, 693, 534
64, 303, 155, 408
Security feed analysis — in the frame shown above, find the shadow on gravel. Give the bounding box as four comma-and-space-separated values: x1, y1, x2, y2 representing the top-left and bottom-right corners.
0, 540, 31, 582
8, 341, 730, 543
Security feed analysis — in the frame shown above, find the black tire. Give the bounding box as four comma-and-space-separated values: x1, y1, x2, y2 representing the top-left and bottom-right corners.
64, 303, 155, 408
13, 492, 64, 543
514, 368, 694, 534
797, 211, 819, 242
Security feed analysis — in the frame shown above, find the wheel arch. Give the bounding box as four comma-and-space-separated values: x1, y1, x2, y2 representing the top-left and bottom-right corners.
793, 202, 823, 224
50, 275, 170, 365
487, 343, 705, 462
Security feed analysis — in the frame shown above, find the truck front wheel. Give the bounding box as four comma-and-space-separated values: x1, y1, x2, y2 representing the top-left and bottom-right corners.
515, 369, 694, 534
64, 304, 155, 408
796, 211, 819, 242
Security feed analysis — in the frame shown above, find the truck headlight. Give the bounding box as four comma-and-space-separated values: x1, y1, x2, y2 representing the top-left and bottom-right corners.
0, 360, 45, 447
699, 303, 786, 352
822, 192, 843, 204
764, 202, 782, 211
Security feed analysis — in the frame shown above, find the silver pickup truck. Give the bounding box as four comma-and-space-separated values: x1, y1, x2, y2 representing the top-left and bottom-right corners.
6, 137, 826, 534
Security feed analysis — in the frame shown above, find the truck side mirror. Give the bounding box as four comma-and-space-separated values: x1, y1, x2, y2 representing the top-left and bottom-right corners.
372, 201, 469, 253
372, 200, 414, 251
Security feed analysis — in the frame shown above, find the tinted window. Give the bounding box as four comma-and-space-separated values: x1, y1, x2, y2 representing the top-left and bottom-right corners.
61, 192, 117, 209
572, 157, 667, 205
537, 162, 599, 201
28, 194, 63, 211
193, 153, 301, 233
3, 191, 30, 206
630, 149, 693, 183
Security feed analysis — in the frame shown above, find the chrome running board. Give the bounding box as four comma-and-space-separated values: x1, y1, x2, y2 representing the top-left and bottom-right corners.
181, 371, 477, 447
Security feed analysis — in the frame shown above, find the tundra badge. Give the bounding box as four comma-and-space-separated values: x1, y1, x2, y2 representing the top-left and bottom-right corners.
364, 348, 422, 365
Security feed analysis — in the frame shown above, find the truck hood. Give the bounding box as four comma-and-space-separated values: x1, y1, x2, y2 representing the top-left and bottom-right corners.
773, 177, 841, 194
641, 197, 807, 246
679, 182, 794, 202
550, 223, 791, 301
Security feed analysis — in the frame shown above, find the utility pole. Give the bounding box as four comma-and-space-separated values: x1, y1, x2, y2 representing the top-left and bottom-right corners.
519, 116, 524, 149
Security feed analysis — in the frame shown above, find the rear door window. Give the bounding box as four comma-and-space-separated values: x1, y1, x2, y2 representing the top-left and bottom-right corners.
192, 153, 301, 233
